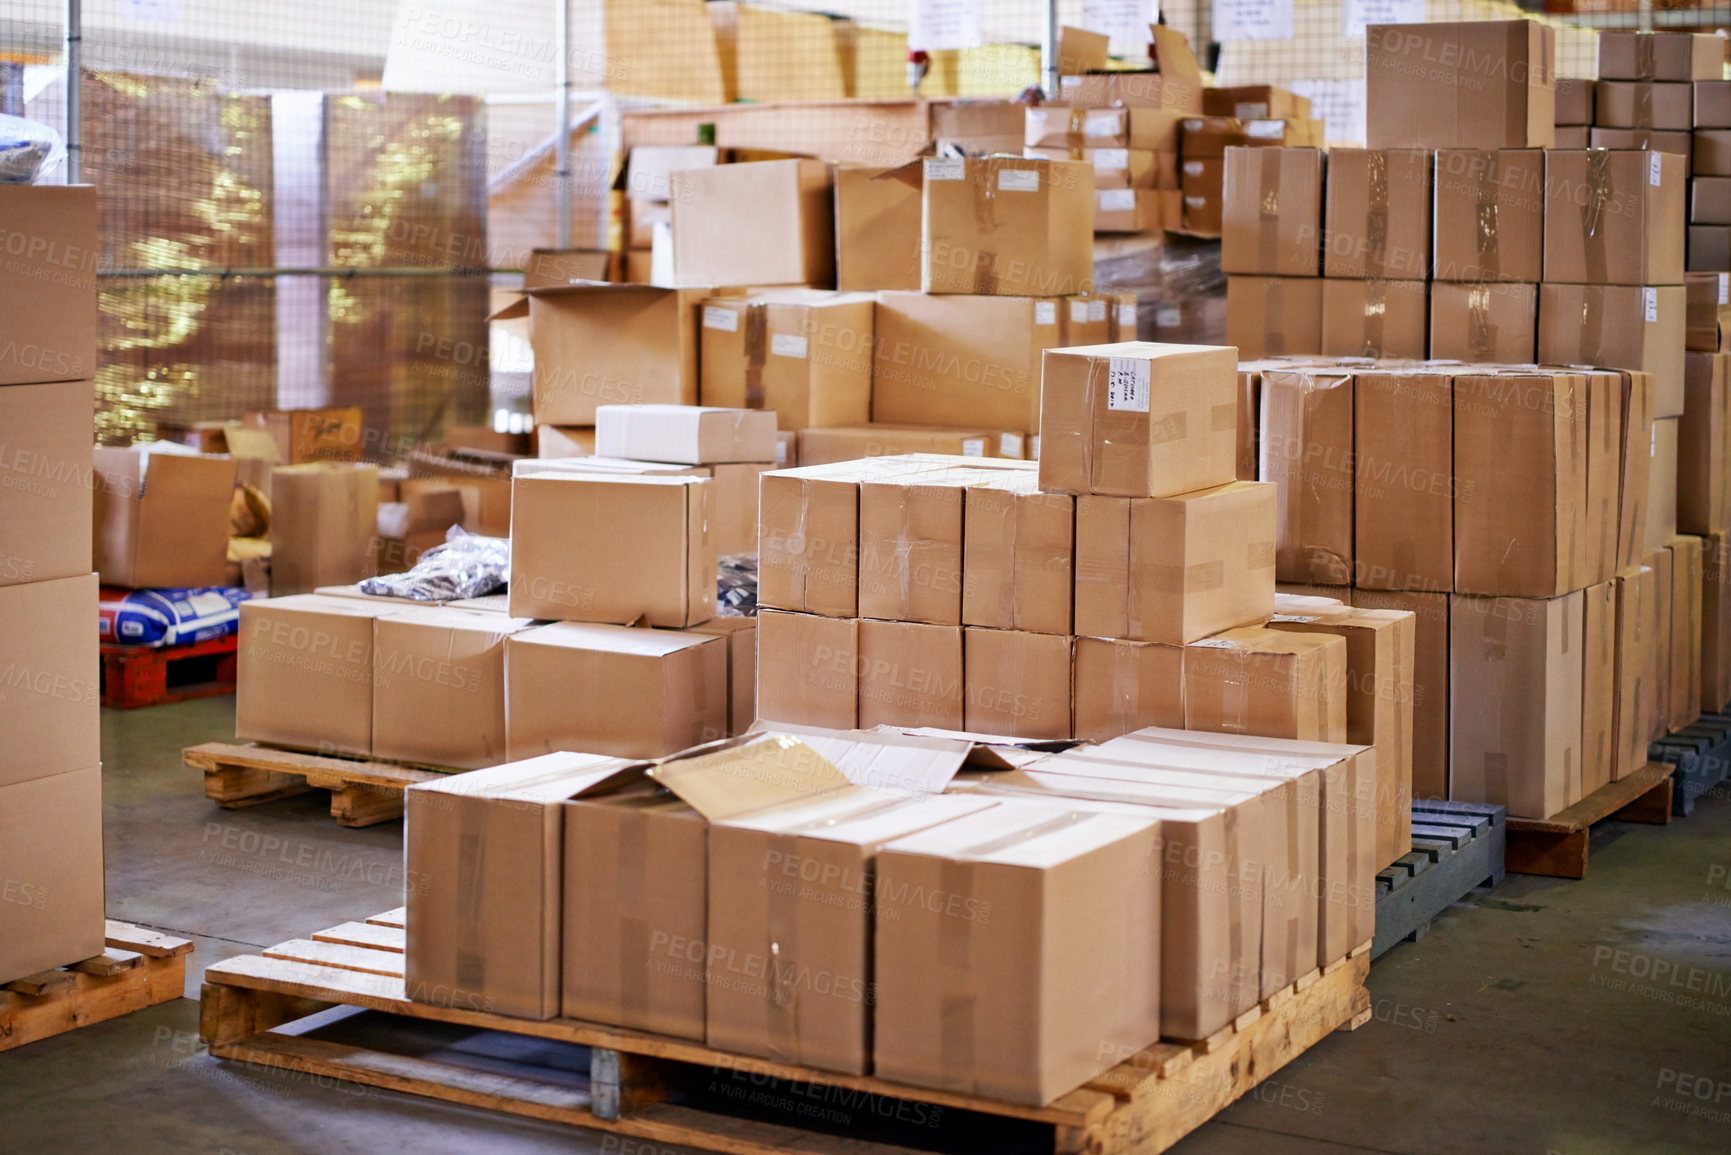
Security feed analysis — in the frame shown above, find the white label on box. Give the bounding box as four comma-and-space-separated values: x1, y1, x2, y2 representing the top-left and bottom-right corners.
1106, 356, 1151, 412
1651, 152, 1663, 186
1035, 301, 1058, 325
1215, 0, 1294, 42
1000, 432, 1024, 457
1083, 113, 1121, 139
1071, 299, 1091, 323
1234, 102, 1270, 118
925, 157, 965, 181
1117, 304, 1137, 328
1342, 0, 1422, 39
702, 306, 739, 332
1190, 638, 1240, 648
961, 438, 985, 456
1645, 287, 1658, 323
1089, 299, 1107, 322
1183, 160, 1205, 177
1269, 613, 1321, 623
1246, 119, 1286, 139
1156, 306, 1182, 328
1030, 435, 1042, 459
770, 334, 808, 358
999, 168, 1040, 192
1100, 188, 1137, 212
1721, 274, 1729, 305
1061, 75, 1083, 88
1094, 148, 1130, 170
775, 439, 788, 464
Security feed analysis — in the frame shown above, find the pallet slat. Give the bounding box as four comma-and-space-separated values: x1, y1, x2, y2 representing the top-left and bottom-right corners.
185, 741, 455, 828
1, 922, 190, 1054
1505, 762, 1671, 878
311, 922, 405, 954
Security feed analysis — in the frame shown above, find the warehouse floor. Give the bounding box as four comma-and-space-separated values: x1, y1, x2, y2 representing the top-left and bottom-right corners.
2, 699, 1730, 1154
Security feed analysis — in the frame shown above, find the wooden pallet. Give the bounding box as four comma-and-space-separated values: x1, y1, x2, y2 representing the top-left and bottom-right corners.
100, 635, 238, 708
2, 922, 192, 1053
1372, 800, 1505, 960
183, 742, 455, 827
200, 911, 1371, 1155
1651, 713, 1731, 817
1504, 761, 1673, 879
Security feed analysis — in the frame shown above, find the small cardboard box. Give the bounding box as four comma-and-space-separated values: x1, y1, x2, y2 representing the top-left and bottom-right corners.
1668, 535, 1705, 732
1684, 273, 1727, 351
1555, 77, 1595, 125
757, 461, 866, 618
688, 615, 757, 737
1025, 147, 1161, 190
1323, 148, 1431, 280
268, 463, 380, 597
1320, 279, 1429, 360
1614, 565, 1658, 779
1205, 85, 1311, 120
1365, 21, 1555, 150
1075, 482, 1277, 645
1695, 131, 1731, 177
1220, 147, 1323, 277
93, 448, 237, 590
594, 404, 777, 465
1428, 282, 1537, 363
536, 426, 597, 459
1354, 369, 1453, 592
242, 407, 363, 464
1678, 353, 1729, 534
963, 627, 1074, 739
1538, 285, 1686, 420
1353, 589, 1450, 799
1652, 549, 1674, 741
1689, 225, 1731, 272
1183, 626, 1349, 744
872, 292, 1063, 433
709, 461, 774, 557
0, 378, 92, 589
1449, 592, 1585, 819
799, 425, 1024, 466
1592, 128, 1691, 163
1702, 534, 1731, 712
873, 798, 1161, 1104
0, 575, 99, 790
1698, 80, 1731, 128
507, 622, 727, 759
962, 471, 1073, 636
507, 474, 714, 627
625, 145, 720, 201
1093, 188, 1164, 233
1071, 636, 1184, 742
1226, 276, 1323, 360
858, 465, 1006, 624
1543, 150, 1685, 286
1062, 295, 1113, 346
1596, 81, 1694, 129
755, 609, 858, 729
857, 619, 965, 730
698, 292, 875, 430
1582, 581, 1619, 798
0, 767, 105, 985
1556, 126, 1590, 148
373, 607, 536, 770
920, 157, 1093, 297
1180, 156, 1223, 233
1433, 149, 1545, 283
1260, 367, 1354, 586
406, 752, 642, 1020
0, 184, 97, 387
834, 165, 921, 292
1700, 179, 1731, 225
1038, 342, 1239, 499
671, 159, 834, 288
235, 594, 392, 757
1599, 31, 1721, 81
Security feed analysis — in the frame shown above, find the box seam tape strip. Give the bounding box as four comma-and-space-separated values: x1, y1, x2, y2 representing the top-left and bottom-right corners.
1365, 150, 1390, 279
1581, 149, 1612, 286
1085, 355, 1109, 494
971, 160, 1001, 295
1362, 279, 1388, 358
744, 302, 769, 410
1258, 149, 1282, 275
1468, 284, 1498, 361
1636, 32, 1655, 81
1634, 82, 1653, 130
1474, 151, 1501, 282
1581, 287, 1604, 372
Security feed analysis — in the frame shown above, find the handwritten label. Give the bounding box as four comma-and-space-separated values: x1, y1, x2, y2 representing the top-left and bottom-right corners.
1215, 0, 1294, 41
1644, 287, 1658, 323
702, 307, 738, 332
1342, 0, 1423, 39
909, 0, 982, 51
1107, 356, 1151, 412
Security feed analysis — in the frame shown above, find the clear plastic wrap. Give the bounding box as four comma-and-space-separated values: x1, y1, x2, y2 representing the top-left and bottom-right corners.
0, 114, 67, 184
358, 526, 509, 602
717, 553, 757, 617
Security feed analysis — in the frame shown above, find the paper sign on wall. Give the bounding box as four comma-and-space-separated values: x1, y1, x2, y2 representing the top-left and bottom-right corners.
1083, 0, 1159, 52
120, 0, 182, 20
910, 0, 983, 51
1343, 0, 1423, 40
1214, 0, 1294, 42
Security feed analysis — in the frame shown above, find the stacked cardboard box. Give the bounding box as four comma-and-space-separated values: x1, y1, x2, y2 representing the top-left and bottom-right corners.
0, 183, 106, 984
1179, 102, 1323, 237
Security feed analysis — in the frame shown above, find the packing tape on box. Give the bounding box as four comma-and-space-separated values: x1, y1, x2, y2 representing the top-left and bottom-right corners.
1258, 149, 1282, 273
1084, 357, 1109, 491
1468, 285, 1498, 361
1366, 150, 1390, 278
617, 809, 653, 1024
1637, 33, 1655, 80
1634, 83, 1654, 129
1266, 276, 1287, 354
938, 856, 976, 1082
456, 814, 488, 993
1362, 280, 1387, 357
743, 303, 769, 409
1475, 153, 1501, 281
970, 162, 1002, 295
764, 829, 804, 1065
1068, 106, 1087, 141
1581, 289, 1605, 371
1581, 150, 1612, 286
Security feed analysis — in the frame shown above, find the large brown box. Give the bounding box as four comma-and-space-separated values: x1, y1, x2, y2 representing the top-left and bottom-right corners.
1450, 592, 1585, 819
1429, 282, 1537, 363
1684, 273, 1728, 351
236, 594, 391, 757
920, 156, 1093, 297
1354, 368, 1452, 592
0, 184, 97, 386
0, 767, 105, 985
1071, 637, 1185, 742
873, 799, 1162, 1105
1074, 482, 1277, 645
698, 292, 874, 430
1538, 284, 1686, 419
1582, 581, 1619, 799
93, 448, 236, 589
963, 627, 1074, 739
1354, 588, 1450, 799
1703, 533, 1731, 711
857, 619, 965, 730
1323, 149, 1431, 280
504, 622, 727, 760
1595, 81, 1694, 130
372, 607, 534, 770
756, 609, 858, 729
507, 474, 714, 627
1183, 626, 1348, 744
858, 465, 1006, 625
1365, 21, 1555, 150
1679, 352, 1730, 534
242, 407, 363, 464
1668, 535, 1705, 732
1591, 127, 1691, 161
1542, 150, 1685, 286
0, 574, 100, 790
1226, 276, 1323, 359
872, 292, 1063, 433
593, 404, 777, 465
1614, 565, 1659, 778
1220, 148, 1323, 277
1432, 150, 1544, 283
0, 378, 92, 588
962, 471, 1074, 635
1698, 81, 1731, 129
1697, 131, 1731, 177
758, 459, 876, 619
1320, 279, 1428, 359
268, 463, 380, 597
1260, 367, 1353, 586
671, 159, 834, 288
1555, 77, 1596, 125
1599, 31, 1722, 81
1038, 342, 1239, 498
834, 165, 921, 292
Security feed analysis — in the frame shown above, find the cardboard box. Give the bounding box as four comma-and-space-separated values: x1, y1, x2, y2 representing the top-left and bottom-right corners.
0, 575, 99, 790
1323, 149, 1431, 280
1614, 566, 1658, 778
1582, 581, 1618, 798
522, 248, 615, 288
92, 448, 236, 590
1038, 342, 1238, 499
625, 145, 720, 201
1432, 150, 1544, 283
1684, 273, 1728, 351
698, 292, 875, 430
834, 165, 921, 292
505, 622, 727, 759
1582, 371, 1627, 590
857, 619, 965, 730
235, 594, 389, 757
1180, 117, 1319, 157
0, 185, 97, 387
1320, 279, 1428, 360
756, 609, 858, 729
1221, 148, 1322, 277
1093, 187, 1164, 233
1650, 417, 1681, 555
1599, 31, 1721, 81
1183, 626, 1348, 744
1652, 548, 1674, 741
1555, 125, 1590, 148
1591, 127, 1691, 160
1669, 535, 1705, 732
1449, 592, 1585, 820
1226, 277, 1323, 360
710, 461, 773, 557
242, 407, 363, 464
594, 404, 776, 465
1072, 636, 1184, 742
1430, 282, 1536, 363
1026, 106, 1184, 152
1365, 21, 1555, 150
1679, 353, 1729, 534
1618, 372, 1657, 573
1689, 226, 1731, 272
1027, 148, 1162, 191
1703, 534, 1731, 711
671, 159, 834, 288
873, 798, 1161, 1104
1697, 131, 1731, 177
798, 424, 1020, 466
372, 607, 534, 770
404, 449, 514, 538
931, 98, 1031, 152
1075, 482, 1276, 645
0, 378, 92, 588
406, 752, 641, 1020
0, 767, 105, 985
775, 430, 797, 467
1062, 295, 1113, 346
859, 465, 1003, 624
1205, 85, 1310, 120
1596, 81, 1694, 129
872, 292, 1062, 432
1260, 367, 1353, 586
1542, 151, 1686, 286
268, 463, 380, 597
1555, 77, 1595, 125
758, 460, 866, 618
962, 472, 1073, 635
1180, 156, 1223, 233
688, 615, 757, 737
1354, 369, 1452, 593
507, 474, 714, 627
920, 157, 1093, 297
964, 627, 1073, 739
1353, 589, 1450, 799
1539, 285, 1686, 421
1698, 80, 1731, 128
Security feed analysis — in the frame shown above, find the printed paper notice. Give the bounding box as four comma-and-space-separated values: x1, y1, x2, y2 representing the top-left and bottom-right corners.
1107, 357, 1150, 412
703, 307, 739, 332
961, 439, 985, 457
924, 157, 965, 181
910, 0, 982, 51
998, 168, 1040, 192
1214, 0, 1293, 42
1342, 0, 1422, 39
1084, 0, 1159, 52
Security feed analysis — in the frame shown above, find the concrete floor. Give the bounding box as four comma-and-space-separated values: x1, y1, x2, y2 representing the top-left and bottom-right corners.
1, 697, 1730, 1154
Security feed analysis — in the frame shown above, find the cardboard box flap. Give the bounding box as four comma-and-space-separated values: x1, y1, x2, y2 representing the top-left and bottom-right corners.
750, 722, 978, 795
648, 733, 853, 821
488, 295, 529, 322
870, 724, 1083, 765
884, 795, 1157, 868
1057, 25, 1110, 73
1091, 726, 1368, 771
410, 750, 647, 804
222, 427, 283, 462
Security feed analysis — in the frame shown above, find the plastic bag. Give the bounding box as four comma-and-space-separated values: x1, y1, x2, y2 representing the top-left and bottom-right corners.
358, 526, 509, 602
0, 114, 67, 184
99, 586, 252, 648
717, 553, 757, 617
